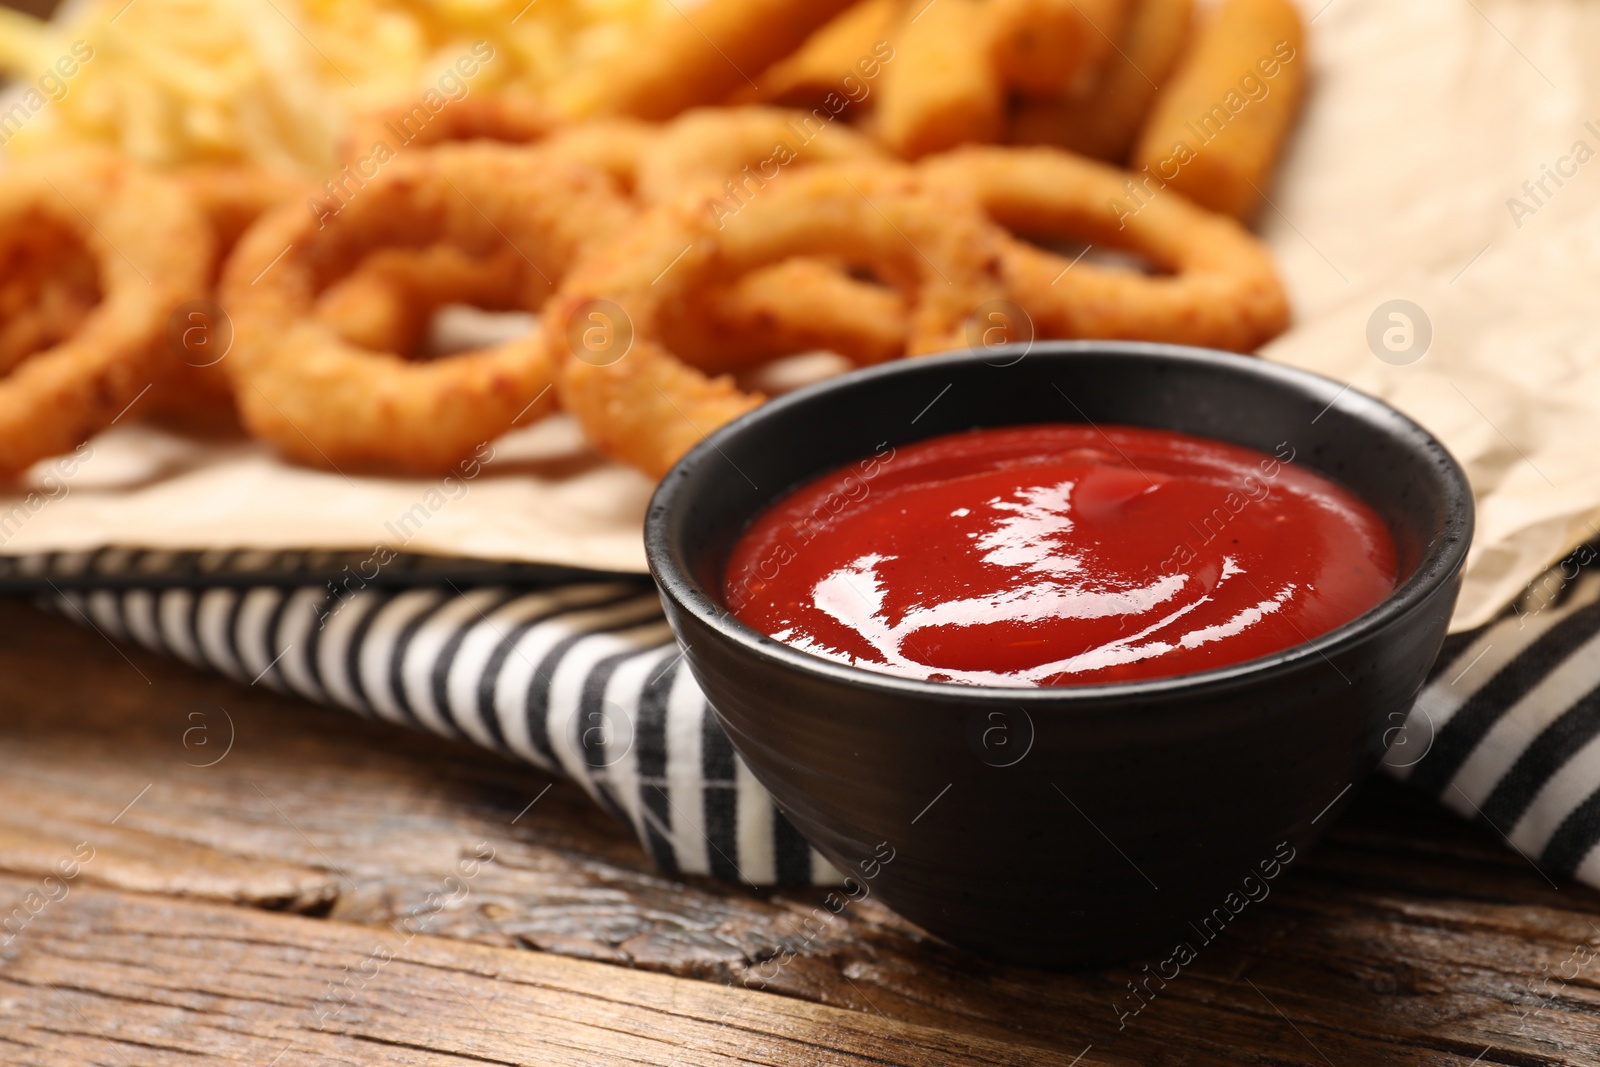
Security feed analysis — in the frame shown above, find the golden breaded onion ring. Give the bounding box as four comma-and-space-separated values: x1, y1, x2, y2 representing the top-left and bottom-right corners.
920, 146, 1290, 353
666, 256, 909, 373
220, 143, 632, 473
314, 244, 526, 356
328, 105, 905, 375
176, 163, 306, 272
633, 106, 890, 205
545, 106, 910, 373
550, 164, 1006, 477
340, 92, 559, 163
140, 162, 305, 436
0, 213, 101, 378
542, 106, 891, 207
0, 150, 211, 474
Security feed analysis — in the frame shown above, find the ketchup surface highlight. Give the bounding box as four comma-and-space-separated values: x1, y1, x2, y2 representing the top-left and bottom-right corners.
723, 424, 1397, 687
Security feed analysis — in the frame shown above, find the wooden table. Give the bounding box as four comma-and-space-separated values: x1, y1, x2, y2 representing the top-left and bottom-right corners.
3, 595, 1598, 1066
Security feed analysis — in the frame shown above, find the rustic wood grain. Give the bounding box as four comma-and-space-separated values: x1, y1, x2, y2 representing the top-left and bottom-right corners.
4, 595, 1600, 1066
0, 875, 1105, 1067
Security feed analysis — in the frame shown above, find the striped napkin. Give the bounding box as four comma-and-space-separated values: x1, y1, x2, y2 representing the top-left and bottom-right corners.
14, 546, 1600, 888
1389, 565, 1600, 885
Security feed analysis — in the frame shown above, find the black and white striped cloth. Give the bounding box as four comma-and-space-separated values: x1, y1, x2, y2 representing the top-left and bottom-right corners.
14, 546, 1600, 889
10, 549, 835, 886
1391, 567, 1600, 885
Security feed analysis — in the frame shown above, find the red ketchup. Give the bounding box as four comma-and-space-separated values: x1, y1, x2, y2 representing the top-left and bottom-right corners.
724, 425, 1397, 687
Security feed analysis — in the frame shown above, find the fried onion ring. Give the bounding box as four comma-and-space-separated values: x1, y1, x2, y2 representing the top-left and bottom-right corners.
539, 107, 890, 206
315, 244, 526, 356
341, 103, 901, 375
920, 146, 1290, 352
221, 144, 632, 473
539, 118, 658, 196
638, 109, 904, 371
325, 106, 919, 384
0, 213, 101, 378
551, 165, 1005, 476
340, 92, 558, 162
633, 106, 889, 205
542, 107, 906, 373
665, 256, 908, 372
0, 151, 211, 474
330, 105, 901, 373
140, 163, 304, 436
177, 163, 305, 271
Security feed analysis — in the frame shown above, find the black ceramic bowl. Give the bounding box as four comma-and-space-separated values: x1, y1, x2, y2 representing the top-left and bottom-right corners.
645, 342, 1472, 968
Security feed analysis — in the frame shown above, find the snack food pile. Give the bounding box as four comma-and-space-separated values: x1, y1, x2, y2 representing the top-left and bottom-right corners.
0, 0, 1306, 481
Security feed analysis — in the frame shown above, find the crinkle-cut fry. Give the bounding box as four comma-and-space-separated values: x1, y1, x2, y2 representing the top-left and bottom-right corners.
552, 165, 1006, 477
990, 0, 1132, 99
220, 143, 633, 474
733, 0, 905, 111
666, 257, 909, 373
0, 150, 211, 474
873, 0, 1002, 158
553, 0, 859, 121
1130, 0, 1306, 219
1007, 0, 1193, 162
920, 146, 1289, 352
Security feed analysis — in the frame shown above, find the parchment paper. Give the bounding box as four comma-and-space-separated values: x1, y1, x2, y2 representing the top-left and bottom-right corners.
0, 414, 657, 572
1259, 0, 1600, 628
2, 0, 1594, 629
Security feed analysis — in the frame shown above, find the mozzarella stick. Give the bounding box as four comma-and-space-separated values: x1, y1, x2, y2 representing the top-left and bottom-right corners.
554, 0, 857, 120
1007, 0, 1193, 163
990, 0, 1131, 99
874, 0, 1002, 158
736, 0, 905, 111
1130, 0, 1306, 219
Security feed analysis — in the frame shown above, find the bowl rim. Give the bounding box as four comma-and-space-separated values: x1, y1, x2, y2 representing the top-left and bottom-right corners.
645, 341, 1475, 705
